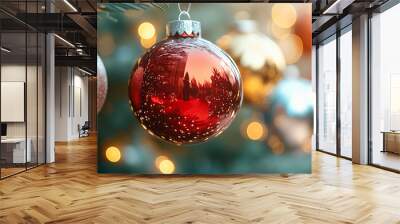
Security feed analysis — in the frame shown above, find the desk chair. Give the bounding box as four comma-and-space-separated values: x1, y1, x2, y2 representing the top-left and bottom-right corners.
78, 121, 90, 138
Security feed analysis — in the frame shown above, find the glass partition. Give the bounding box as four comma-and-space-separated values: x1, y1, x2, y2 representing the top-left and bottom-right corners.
38, 32, 45, 165
0, 1, 46, 179
27, 30, 38, 169
339, 28, 352, 158
1, 30, 28, 177
317, 36, 337, 154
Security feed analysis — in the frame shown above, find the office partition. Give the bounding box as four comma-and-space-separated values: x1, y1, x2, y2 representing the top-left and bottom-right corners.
339, 27, 352, 159
0, 0, 47, 179
317, 36, 337, 155
315, 25, 353, 159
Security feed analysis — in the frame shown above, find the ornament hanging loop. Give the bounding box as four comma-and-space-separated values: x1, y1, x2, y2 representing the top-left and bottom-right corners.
178, 3, 191, 20
167, 3, 200, 37
178, 11, 191, 20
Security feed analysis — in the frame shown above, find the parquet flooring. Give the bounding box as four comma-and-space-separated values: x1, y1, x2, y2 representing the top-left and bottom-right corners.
1, 135, 400, 223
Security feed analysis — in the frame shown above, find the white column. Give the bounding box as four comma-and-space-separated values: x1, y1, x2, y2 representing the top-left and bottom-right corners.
352, 14, 369, 164
46, 32, 55, 163
45, 0, 56, 163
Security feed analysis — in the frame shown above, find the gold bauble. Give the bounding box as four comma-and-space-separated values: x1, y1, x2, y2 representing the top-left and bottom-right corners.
217, 20, 286, 107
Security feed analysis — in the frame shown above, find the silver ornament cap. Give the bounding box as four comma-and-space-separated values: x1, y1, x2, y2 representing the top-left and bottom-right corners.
166, 20, 201, 37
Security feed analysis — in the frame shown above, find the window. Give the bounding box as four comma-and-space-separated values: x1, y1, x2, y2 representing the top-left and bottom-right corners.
339, 28, 352, 158
370, 3, 400, 171
317, 37, 337, 154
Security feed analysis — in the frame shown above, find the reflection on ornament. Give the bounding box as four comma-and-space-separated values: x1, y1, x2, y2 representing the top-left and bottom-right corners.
97, 55, 108, 113
129, 20, 242, 145
217, 20, 286, 107
278, 34, 303, 64
138, 22, 156, 39
106, 146, 121, 162
271, 4, 297, 29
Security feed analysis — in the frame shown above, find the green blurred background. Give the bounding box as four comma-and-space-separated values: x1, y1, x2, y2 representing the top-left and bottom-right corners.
97, 3, 313, 174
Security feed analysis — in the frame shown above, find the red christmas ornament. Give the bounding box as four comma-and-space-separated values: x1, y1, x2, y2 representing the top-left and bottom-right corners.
129, 19, 242, 144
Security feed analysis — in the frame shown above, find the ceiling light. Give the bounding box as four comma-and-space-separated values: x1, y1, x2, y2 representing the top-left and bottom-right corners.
322, 0, 355, 15
54, 34, 75, 48
63, 0, 78, 12
1, 47, 11, 53
78, 67, 93, 76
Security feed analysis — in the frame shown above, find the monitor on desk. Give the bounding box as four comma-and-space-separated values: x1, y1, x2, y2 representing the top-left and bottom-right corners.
1, 123, 7, 138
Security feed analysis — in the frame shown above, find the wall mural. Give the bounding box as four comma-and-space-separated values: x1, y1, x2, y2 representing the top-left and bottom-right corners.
97, 3, 313, 174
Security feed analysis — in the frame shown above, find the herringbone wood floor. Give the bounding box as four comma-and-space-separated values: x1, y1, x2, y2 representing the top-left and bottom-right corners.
1, 135, 400, 224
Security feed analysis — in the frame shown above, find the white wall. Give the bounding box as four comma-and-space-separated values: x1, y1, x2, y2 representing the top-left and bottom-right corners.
55, 67, 89, 141
1, 65, 39, 137
55, 67, 69, 141
1, 65, 26, 142
1, 64, 46, 163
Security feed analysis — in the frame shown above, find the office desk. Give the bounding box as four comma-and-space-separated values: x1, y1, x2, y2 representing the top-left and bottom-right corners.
381, 131, 400, 154
1, 138, 31, 163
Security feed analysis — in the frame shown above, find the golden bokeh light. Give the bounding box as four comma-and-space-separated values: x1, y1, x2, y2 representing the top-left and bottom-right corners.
278, 34, 303, 64
244, 75, 263, 96
105, 146, 121, 163
271, 4, 297, 29
159, 159, 175, 174
140, 35, 157, 49
270, 22, 291, 40
246, 121, 266, 141
138, 22, 156, 39
155, 155, 168, 167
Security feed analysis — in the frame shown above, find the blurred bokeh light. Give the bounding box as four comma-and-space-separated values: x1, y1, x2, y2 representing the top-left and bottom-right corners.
138, 22, 156, 39
158, 158, 175, 174
271, 4, 297, 29
279, 34, 303, 64
106, 146, 121, 163
246, 121, 266, 141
